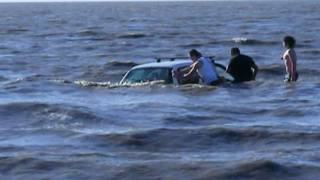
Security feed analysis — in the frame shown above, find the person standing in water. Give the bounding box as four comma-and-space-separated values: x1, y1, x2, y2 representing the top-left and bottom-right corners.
173, 49, 220, 85
282, 36, 298, 82
226, 47, 259, 83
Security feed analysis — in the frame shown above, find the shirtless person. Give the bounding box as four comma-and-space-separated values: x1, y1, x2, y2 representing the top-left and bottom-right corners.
282, 36, 298, 82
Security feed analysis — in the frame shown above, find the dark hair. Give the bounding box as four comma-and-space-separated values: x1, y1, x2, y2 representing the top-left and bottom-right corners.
189, 49, 202, 58
231, 47, 240, 56
283, 36, 296, 48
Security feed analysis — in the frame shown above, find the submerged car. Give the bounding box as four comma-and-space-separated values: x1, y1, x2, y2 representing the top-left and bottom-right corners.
120, 57, 232, 85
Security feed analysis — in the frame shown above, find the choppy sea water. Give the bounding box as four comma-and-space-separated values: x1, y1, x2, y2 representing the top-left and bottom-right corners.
0, 1, 320, 179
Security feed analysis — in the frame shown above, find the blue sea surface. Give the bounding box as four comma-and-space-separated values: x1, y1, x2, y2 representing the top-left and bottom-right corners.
0, 1, 320, 179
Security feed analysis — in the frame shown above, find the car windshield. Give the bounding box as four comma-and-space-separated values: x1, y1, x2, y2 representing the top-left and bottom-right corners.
123, 68, 173, 84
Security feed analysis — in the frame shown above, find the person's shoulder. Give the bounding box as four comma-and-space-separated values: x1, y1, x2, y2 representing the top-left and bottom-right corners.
284, 49, 291, 55
240, 54, 255, 65
229, 56, 237, 64
197, 57, 206, 63
240, 54, 252, 59
230, 55, 240, 60
288, 48, 296, 54
201, 56, 211, 61
241, 54, 254, 62
196, 58, 204, 66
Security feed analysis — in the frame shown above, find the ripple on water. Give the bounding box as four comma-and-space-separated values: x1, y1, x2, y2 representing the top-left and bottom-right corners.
79, 126, 320, 153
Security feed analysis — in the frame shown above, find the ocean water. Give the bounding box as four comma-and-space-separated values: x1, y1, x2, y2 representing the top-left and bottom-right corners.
0, 1, 320, 179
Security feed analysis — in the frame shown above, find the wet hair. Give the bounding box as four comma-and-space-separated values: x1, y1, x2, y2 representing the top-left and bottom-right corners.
189, 49, 202, 58
231, 47, 240, 56
283, 36, 296, 48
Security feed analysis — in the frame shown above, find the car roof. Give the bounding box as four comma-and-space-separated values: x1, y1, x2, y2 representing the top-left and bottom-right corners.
132, 60, 192, 70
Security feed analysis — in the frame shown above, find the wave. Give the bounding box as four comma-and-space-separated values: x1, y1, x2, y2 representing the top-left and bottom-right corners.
104, 60, 138, 68
80, 127, 320, 152
301, 49, 320, 55
1, 156, 319, 179
297, 43, 314, 48
73, 80, 167, 88
209, 160, 320, 180
48, 29, 112, 41
0, 75, 8, 82
273, 108, 309, 117
159, 32, 181, 38
3, 74, 48, 86
103, 159, 320, 180
0, 156, 68, 173
0, 155, 116, 179
0, 45, 9, 50
35, 32, 109, 41
207, 38, 279, 46
231, 37, 279, 45
5, 29, 29, 34
74, 80, 118, 87
259, 64, 320, 77
76, 30, 103, 36
178, 42, 204, 48
0, 155, 127, 179
163, 114, 226, 126
35, 32, 66, 38
0, 102, 108, 129
231, 160, 289, 176
47, 18, 68, 24
117, 33, 149, 39
259, 64, 285, 75
84, 37, 110, 41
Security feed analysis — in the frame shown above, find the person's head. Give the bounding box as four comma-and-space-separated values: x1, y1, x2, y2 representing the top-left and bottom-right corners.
283, 36, 296, 49
189, 49, 202, 62
231, 47, 241, 57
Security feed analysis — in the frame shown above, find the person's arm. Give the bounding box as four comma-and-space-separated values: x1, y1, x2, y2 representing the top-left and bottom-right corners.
252, 63, 258, 80
245, 57, 259, 80
226, 59, 234, 74
183, 61, 202, 77
172, 66, 191, 78
288, 50, 296, 81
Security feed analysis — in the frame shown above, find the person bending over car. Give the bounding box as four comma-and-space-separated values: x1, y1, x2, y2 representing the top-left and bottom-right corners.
173, 49, 221, 85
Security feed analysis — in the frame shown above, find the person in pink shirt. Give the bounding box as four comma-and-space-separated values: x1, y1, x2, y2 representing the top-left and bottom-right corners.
282, 36, 298, 82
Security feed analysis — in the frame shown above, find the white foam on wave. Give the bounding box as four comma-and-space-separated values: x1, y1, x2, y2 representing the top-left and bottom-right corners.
73, 80, 167, 88
232, 37, 249, 43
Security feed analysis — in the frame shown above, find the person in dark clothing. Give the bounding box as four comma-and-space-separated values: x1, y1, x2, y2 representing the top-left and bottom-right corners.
226, 47, 259, 83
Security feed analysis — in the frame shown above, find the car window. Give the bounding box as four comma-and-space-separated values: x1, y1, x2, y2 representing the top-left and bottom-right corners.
124, 68, 173, 84
177, 66, 189, 72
